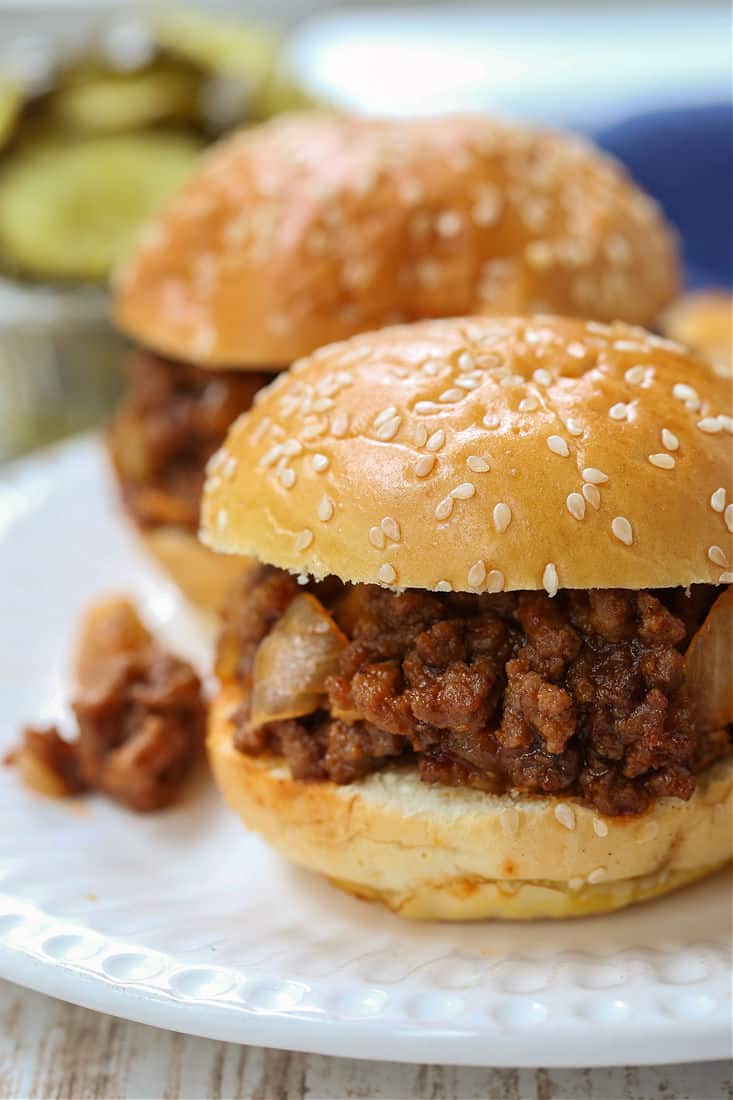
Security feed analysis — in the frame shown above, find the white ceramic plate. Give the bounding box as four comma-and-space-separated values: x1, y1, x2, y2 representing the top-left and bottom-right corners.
0, 437, 730, 1067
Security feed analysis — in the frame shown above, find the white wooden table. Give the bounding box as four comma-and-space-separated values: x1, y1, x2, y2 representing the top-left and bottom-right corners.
1, 979, 729, 1099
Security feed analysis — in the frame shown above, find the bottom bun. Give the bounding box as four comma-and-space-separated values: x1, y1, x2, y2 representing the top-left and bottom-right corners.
141, 526, 253, 611
208, 688, 733, 921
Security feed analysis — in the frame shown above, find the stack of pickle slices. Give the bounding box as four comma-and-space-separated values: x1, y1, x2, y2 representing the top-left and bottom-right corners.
0, 7, 315, 284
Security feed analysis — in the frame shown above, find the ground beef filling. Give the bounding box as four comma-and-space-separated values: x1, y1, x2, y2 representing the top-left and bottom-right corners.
20, 600, 206, 812
108, 351, 273, 531
218, 568, 731, 816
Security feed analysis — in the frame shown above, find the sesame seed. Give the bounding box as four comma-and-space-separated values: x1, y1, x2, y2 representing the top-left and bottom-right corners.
625, 365, 646, 384
427, 429, 446, 452
567, 341, 586, 359
525, 240, 553, 269
649, 453, 675, 469
593, 818, 609, 838
457, 351, 476, 372
582, 467, 608, 484
435, 209, 462, 237
720, 571, 733, 583
533, 368, 552, 386
381, 516, 401, 542
411, 424, 428, 447
312, 453, 329, 472
416, 259, 442, 287
317, 495, 334, 522
467, 455, 491, 473
455, 375, 479, 390
483, 412, 500, 429
587, 867, 607, 885
566, 492, 586, 520
435, 580, 452, 592
399, 178, 424, 205
547, 435, 570, 457
519, 396, 539, 412
374, 405, 398, 428
295, 529, 313, 552
472, 188, 502, 227
582, 483, 601, 510
493, 502, 512, 533
543, 562, 559, 597
415, 400, 440, 415
673, 383, 698, 402
281, 439, 302, 457
611, 516, 633, 545
708, 545, 728, 567
725, 504, 733, 533
423, 359, 443, 377
661, 428, 679, 451
439, 388, 463, 403
376, 416, 401, 441
499, 807, 520, 836
207, 475, 221, 492
222, 456, 237, 479
468, 560, 487, 588
568, 877, 585, 891
369, 526, 386, 549
720, 415, 733, 434
435, 497, 454, 521
301, 422, 325, 441
451, 482, 476, 501
377, 563, 397, 585
698, 417, 722, 434
500, 374, 525, 389
296, 573, 309, 586
609, 402, 629, 421
259, 444, 282, 469
565, 418, 583, 436
279, 468, 296, 489
415, 454, 436, 477
216, 509, 228, 531
486, 569, 505, 593
331, 411, 349, 437
554, 803, 575, 830
711, 488, 726, 512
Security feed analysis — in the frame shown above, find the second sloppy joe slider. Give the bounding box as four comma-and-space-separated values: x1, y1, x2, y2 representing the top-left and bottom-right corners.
201, 316, 732, 920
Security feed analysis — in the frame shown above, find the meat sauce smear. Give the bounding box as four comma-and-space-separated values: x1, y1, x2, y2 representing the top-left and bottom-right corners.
218, 568, 731, 816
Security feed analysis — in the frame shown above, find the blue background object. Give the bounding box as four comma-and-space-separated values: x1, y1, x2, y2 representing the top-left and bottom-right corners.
595, 102, 733, 289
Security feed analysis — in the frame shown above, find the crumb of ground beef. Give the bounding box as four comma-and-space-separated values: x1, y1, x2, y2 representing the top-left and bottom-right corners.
107, 351, 272, 531
221, 568, 731, 816
19, 599, 206, 812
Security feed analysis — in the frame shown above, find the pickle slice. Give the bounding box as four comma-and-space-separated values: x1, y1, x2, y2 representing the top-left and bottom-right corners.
0, 132, 201, 280
51, 62, 202, 134
0, 78, 22, 151
154, 8, 278, 83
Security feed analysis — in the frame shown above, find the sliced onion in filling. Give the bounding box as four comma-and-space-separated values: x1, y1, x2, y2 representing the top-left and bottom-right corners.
685, 586, 733, 732
250, 593, 347, 729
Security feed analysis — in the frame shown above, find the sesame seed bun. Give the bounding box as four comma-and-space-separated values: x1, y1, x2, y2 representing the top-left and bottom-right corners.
208, 687, 733, 920
660, 291, 732, 379
201, 316, 733, 594
140, 526, 253, 611
114, 113, 680, 368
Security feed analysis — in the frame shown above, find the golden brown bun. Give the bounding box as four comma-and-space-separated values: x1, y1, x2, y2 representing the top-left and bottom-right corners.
660, 291, 732, 378
208, 687, 733, 920
114, 113, 680, 367
201, 316, 733, 593
141, 526, 254, 610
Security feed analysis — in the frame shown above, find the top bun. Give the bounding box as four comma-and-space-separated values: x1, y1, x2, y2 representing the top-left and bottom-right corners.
201, 315, 733, 593
114, 112, 680, 368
